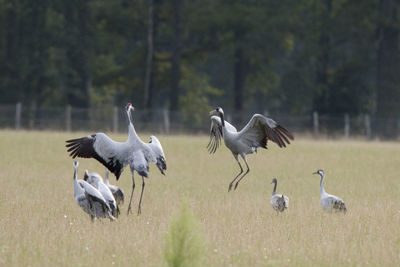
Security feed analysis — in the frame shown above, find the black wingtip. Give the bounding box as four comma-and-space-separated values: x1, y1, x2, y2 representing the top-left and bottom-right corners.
277, 125, 294, 140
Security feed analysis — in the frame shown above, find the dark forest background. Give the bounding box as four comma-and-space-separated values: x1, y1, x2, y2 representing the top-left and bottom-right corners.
0, 0, 399, 137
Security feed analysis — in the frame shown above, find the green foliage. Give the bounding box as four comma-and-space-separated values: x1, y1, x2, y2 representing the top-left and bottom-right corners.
179, 67, 222, 126
0, 0, 398, 129
163, 202, 205, 267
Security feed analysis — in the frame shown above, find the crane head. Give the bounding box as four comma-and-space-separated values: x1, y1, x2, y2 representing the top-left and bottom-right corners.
271, 178, 277, 184
125, 103, 134, 112
209, 107, 224, 116
313, 169, 324, 176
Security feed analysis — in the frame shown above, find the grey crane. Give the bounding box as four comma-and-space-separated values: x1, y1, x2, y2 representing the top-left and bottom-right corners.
313, 170, 347, 213
104, 169, 125, 206
208, 107, 294, 191
84, 170, 120, 217
72, 161, 115, 221
270, 178, 289, 213
66, 103, 167, 215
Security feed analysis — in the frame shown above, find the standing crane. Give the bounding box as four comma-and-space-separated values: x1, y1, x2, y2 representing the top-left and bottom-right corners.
72, 161, 115, 221
84, 170, 119, 217
208, 107, 294, 191
66, 103, 167, 215
270, 178, 289, 213
104, 169, 125, 206
313, 170, 347, 213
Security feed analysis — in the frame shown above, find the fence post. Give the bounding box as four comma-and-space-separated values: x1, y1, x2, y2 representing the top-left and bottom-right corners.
15, 102, 21, 130
344, 113, 350, 138
313, 111, 319, 137
364, 114, 371, 139
66, 105, 71, 132
113, 106, 118, 133
163, 109, 170, 134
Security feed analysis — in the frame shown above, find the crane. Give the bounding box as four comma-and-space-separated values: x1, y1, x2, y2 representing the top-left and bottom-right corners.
84, 170, 119, 217
66, 103, 167, 215
313, 170, 347, 213
104, 169, 125, 206
208, 107, 294, 191
270, 178, 289, 213
72, 161, 115, 221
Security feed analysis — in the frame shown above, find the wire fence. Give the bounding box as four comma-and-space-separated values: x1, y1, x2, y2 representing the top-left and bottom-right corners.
1, 103, 400, 139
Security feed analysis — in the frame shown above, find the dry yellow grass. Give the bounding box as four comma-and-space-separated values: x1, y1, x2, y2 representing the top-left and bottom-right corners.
0, 130, 399, 266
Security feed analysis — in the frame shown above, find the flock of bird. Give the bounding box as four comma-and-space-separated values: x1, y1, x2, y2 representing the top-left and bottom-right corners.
66, 103, 346, 221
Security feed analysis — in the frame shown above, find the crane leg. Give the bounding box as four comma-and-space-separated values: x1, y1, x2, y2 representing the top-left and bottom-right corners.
127, 173, 136, 215
228, 154, 243, 192
137, 176, 145, 215
234, 156, 250, 190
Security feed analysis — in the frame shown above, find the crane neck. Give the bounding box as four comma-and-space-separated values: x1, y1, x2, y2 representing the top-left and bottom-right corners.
272, 181, 277, 195
320, 174, 326, 195
73, 168, 77, 181
219, 113, 225, 127
73, 169, 82, 194
127, 110, 140, 144
128, 123, 138, 141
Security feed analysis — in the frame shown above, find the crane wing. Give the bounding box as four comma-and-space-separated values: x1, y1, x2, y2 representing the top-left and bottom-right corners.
148, 136, 167, 175
207, 116, 237, 153
105, 169, 125, 205
238, 114, 294, 149
271, 194, 289, 211
84, 171, 117, 209
66, 133, 125, 179
207, 116, 223, 153
78, 180, 108, 207
325, 195, 347, 212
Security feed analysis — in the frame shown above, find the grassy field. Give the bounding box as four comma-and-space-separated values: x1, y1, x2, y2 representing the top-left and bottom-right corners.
0, 130, 399, 266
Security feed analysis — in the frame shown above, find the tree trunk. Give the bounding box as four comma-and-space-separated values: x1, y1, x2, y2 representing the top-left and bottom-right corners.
315, 33, 330, 114
64, 0, 92, 108
233, 30, 247, 125
5, 4, 22, 102
169, 0, 182, 115
376, 0, 400, 138
144, 0, 154, 112
28, 2, 47, 108
313, 0, 331, 114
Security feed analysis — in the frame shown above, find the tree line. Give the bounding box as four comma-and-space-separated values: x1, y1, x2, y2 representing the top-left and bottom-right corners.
0, 0, 399, 137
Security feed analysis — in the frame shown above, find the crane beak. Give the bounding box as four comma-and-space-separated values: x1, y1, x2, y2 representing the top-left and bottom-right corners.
312, 171, 318, 175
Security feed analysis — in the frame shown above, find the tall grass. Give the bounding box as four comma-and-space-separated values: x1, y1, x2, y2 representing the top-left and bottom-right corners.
163, 201, 205, 267
0, 130, 399, 266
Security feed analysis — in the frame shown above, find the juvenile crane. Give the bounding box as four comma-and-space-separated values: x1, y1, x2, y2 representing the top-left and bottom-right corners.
270, 178, 289, 213
84, 170, 120, 217
313, 170, 347, 213
66, 103, 167, 215
72, 161, 115, 221
104, 169, 125, 206
208, 107, 294, 191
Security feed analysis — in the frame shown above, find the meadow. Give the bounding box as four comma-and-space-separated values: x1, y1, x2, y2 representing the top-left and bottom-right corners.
0, 130, 399, 266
